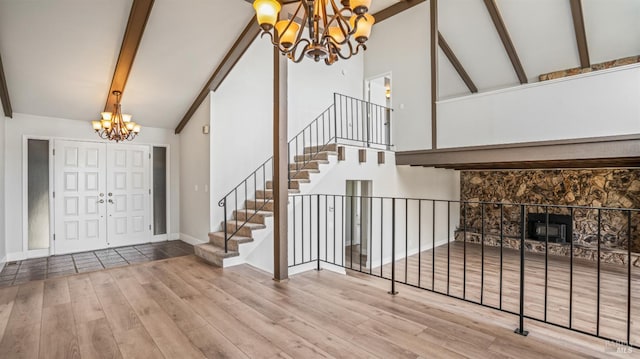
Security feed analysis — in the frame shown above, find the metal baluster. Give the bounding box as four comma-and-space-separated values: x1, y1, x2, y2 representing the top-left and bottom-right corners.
431, 200, 436, 291
481, 203, 485, 304
418, 200, 422, 288
293, 195, 296, 265
389, 198, 398, 295
569, 207, 574, 329
463, 202, 467, 299
447, 201, 451, 296
627, 210, 632, 346
544, 206, 549, 322
405, 199, 408, 283
500, 204, 503, 310
514, 205, 528, 336
360, 196, 364, 273
317, 195, 321, 271
597, 208, 601, 337
369, 196, 373, 275
223, 198, 228, 253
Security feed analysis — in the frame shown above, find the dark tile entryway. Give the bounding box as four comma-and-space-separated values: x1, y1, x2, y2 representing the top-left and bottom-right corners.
0, 240, 193, 287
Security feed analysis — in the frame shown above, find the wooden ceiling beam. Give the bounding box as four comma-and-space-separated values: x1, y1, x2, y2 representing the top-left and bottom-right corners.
0, 52, 12, 118
104, 0, 155, 112
569, 0, 590, 68
374, 0, 426, 24
483, 0, 527, 84
174, 17, 260, 134
438, 32, 478, 94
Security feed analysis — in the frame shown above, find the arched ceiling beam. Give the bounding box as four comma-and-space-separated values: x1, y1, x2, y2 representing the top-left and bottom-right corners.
438, 32, 478, 94
483, 0, 527, 84
570, 0, 590, 68
104, 0, 155, 112
0, 52, 11, 118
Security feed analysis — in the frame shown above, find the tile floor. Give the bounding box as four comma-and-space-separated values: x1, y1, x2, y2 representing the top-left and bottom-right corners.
0, 240, 194, 287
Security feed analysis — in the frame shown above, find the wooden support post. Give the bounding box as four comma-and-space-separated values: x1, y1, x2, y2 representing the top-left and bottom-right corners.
273, 48, 288, 281
430, 0, 438, 150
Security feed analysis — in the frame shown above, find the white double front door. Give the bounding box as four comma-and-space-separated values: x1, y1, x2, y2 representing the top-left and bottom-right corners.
53, 140, 151, 254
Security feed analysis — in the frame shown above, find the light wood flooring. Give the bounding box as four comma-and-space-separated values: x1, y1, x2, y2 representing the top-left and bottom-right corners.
348, 241, 640, 348
0, 253, 636, 358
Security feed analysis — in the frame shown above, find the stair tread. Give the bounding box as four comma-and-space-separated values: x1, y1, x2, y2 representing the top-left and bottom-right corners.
225, 221, 266, 230
233, 210, 274, 217
209, 232, 253, 242
195, 243, 239, 258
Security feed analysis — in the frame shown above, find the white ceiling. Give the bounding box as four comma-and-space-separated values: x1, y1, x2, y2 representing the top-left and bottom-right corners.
0, 0, 131, 122
437, 0, 640, 99
1, 0, 639, 126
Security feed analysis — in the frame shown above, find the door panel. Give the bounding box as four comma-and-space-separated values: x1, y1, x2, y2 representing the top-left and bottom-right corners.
54, 140, 107, 254
106, 145, 151, 247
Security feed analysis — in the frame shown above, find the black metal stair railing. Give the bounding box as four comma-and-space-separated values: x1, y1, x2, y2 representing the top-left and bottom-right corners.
289, 193, 640, 351
217, 94, 392, 253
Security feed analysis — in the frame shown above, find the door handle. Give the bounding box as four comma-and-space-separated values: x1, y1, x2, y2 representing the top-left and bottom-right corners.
108, 199, 114, 204
108, 192, 113, 197
99, 199, 105, 204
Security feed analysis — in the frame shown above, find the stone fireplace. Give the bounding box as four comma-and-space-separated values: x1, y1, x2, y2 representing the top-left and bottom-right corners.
455, 169, 640, 266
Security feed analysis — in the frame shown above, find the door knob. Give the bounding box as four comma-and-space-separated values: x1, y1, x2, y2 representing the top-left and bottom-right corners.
108, 192, 113, 196
99, 193, 104, 197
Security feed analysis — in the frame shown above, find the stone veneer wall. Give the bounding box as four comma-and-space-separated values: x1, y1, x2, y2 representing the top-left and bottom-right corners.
538, 55, 640, 81
456, 169, 640, 264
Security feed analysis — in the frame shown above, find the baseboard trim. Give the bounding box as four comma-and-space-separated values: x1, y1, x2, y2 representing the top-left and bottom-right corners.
0, 255, 6, 272
7, 252, 26, 262
180, 233, 207, 246
170, 233, 181, 240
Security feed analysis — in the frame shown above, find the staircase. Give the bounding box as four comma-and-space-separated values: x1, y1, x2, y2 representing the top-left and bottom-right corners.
194, 143, 339, 266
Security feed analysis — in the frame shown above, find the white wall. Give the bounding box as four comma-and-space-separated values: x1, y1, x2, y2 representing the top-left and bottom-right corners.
4, 112, 180, 258
210, 38, 273, 232
438, 64, 640, 148
288, 52, 364, 138
180, 94, 211, 243
363, 2, 431, 151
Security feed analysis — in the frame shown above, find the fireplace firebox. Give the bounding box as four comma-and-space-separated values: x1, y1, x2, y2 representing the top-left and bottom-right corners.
527, 213, 572, 244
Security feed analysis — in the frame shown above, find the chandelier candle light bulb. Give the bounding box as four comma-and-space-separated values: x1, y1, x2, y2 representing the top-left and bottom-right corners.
91, 90, 141, 142
253, 0, 375, 65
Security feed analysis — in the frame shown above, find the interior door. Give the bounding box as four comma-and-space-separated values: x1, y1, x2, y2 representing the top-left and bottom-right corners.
106, 144, 151, 247
54, 140, 107, 254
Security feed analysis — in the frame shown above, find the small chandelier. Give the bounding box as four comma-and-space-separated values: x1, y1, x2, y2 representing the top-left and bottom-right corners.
91, 90, 141, 142
252, 0, 375, 65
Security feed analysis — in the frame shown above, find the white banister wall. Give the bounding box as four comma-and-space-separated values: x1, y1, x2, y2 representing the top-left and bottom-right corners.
437, 64, 640, 148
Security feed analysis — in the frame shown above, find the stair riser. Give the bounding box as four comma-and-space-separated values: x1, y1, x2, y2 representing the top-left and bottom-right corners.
194, 246, 224, 267
290, 171, 311, 180
245, 200, 274, 212
294, 152, 330, 162
233, 210, 268, 224
266, 181, 301, 190
225, 223, 254, 238
304, 144, 338, 154
210, 235, 239, 251
289, 161, 320, 170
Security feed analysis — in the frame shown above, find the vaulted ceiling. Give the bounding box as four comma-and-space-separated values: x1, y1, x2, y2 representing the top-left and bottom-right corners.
0, 0, 638, 128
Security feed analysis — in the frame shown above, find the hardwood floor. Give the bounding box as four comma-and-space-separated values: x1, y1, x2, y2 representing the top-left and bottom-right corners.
349, 241, 640, 348
0, 253, 635, 358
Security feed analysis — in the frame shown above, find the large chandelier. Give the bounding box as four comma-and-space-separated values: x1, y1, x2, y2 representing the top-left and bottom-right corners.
91, 90, 141, 142
252, 0, 375, 65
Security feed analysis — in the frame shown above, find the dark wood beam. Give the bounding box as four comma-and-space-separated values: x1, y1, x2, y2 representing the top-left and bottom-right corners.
374, 0, 426, 24
104, 0, 155, 112
569, 0, 590, 68
395, 134, 640, 170
430, 0, 438, 149
482, 0, 527, 84
438, 32, 478, 94
0, 52, 12, 118
174, 17, 260, 134
273, 47, 288, 281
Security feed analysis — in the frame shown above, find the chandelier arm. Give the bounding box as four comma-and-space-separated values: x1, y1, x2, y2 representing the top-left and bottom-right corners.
289, 38, 311, 63
334, 41, 356, 60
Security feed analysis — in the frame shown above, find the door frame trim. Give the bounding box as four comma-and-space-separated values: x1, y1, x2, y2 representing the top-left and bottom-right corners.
22, 136, 173, 257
